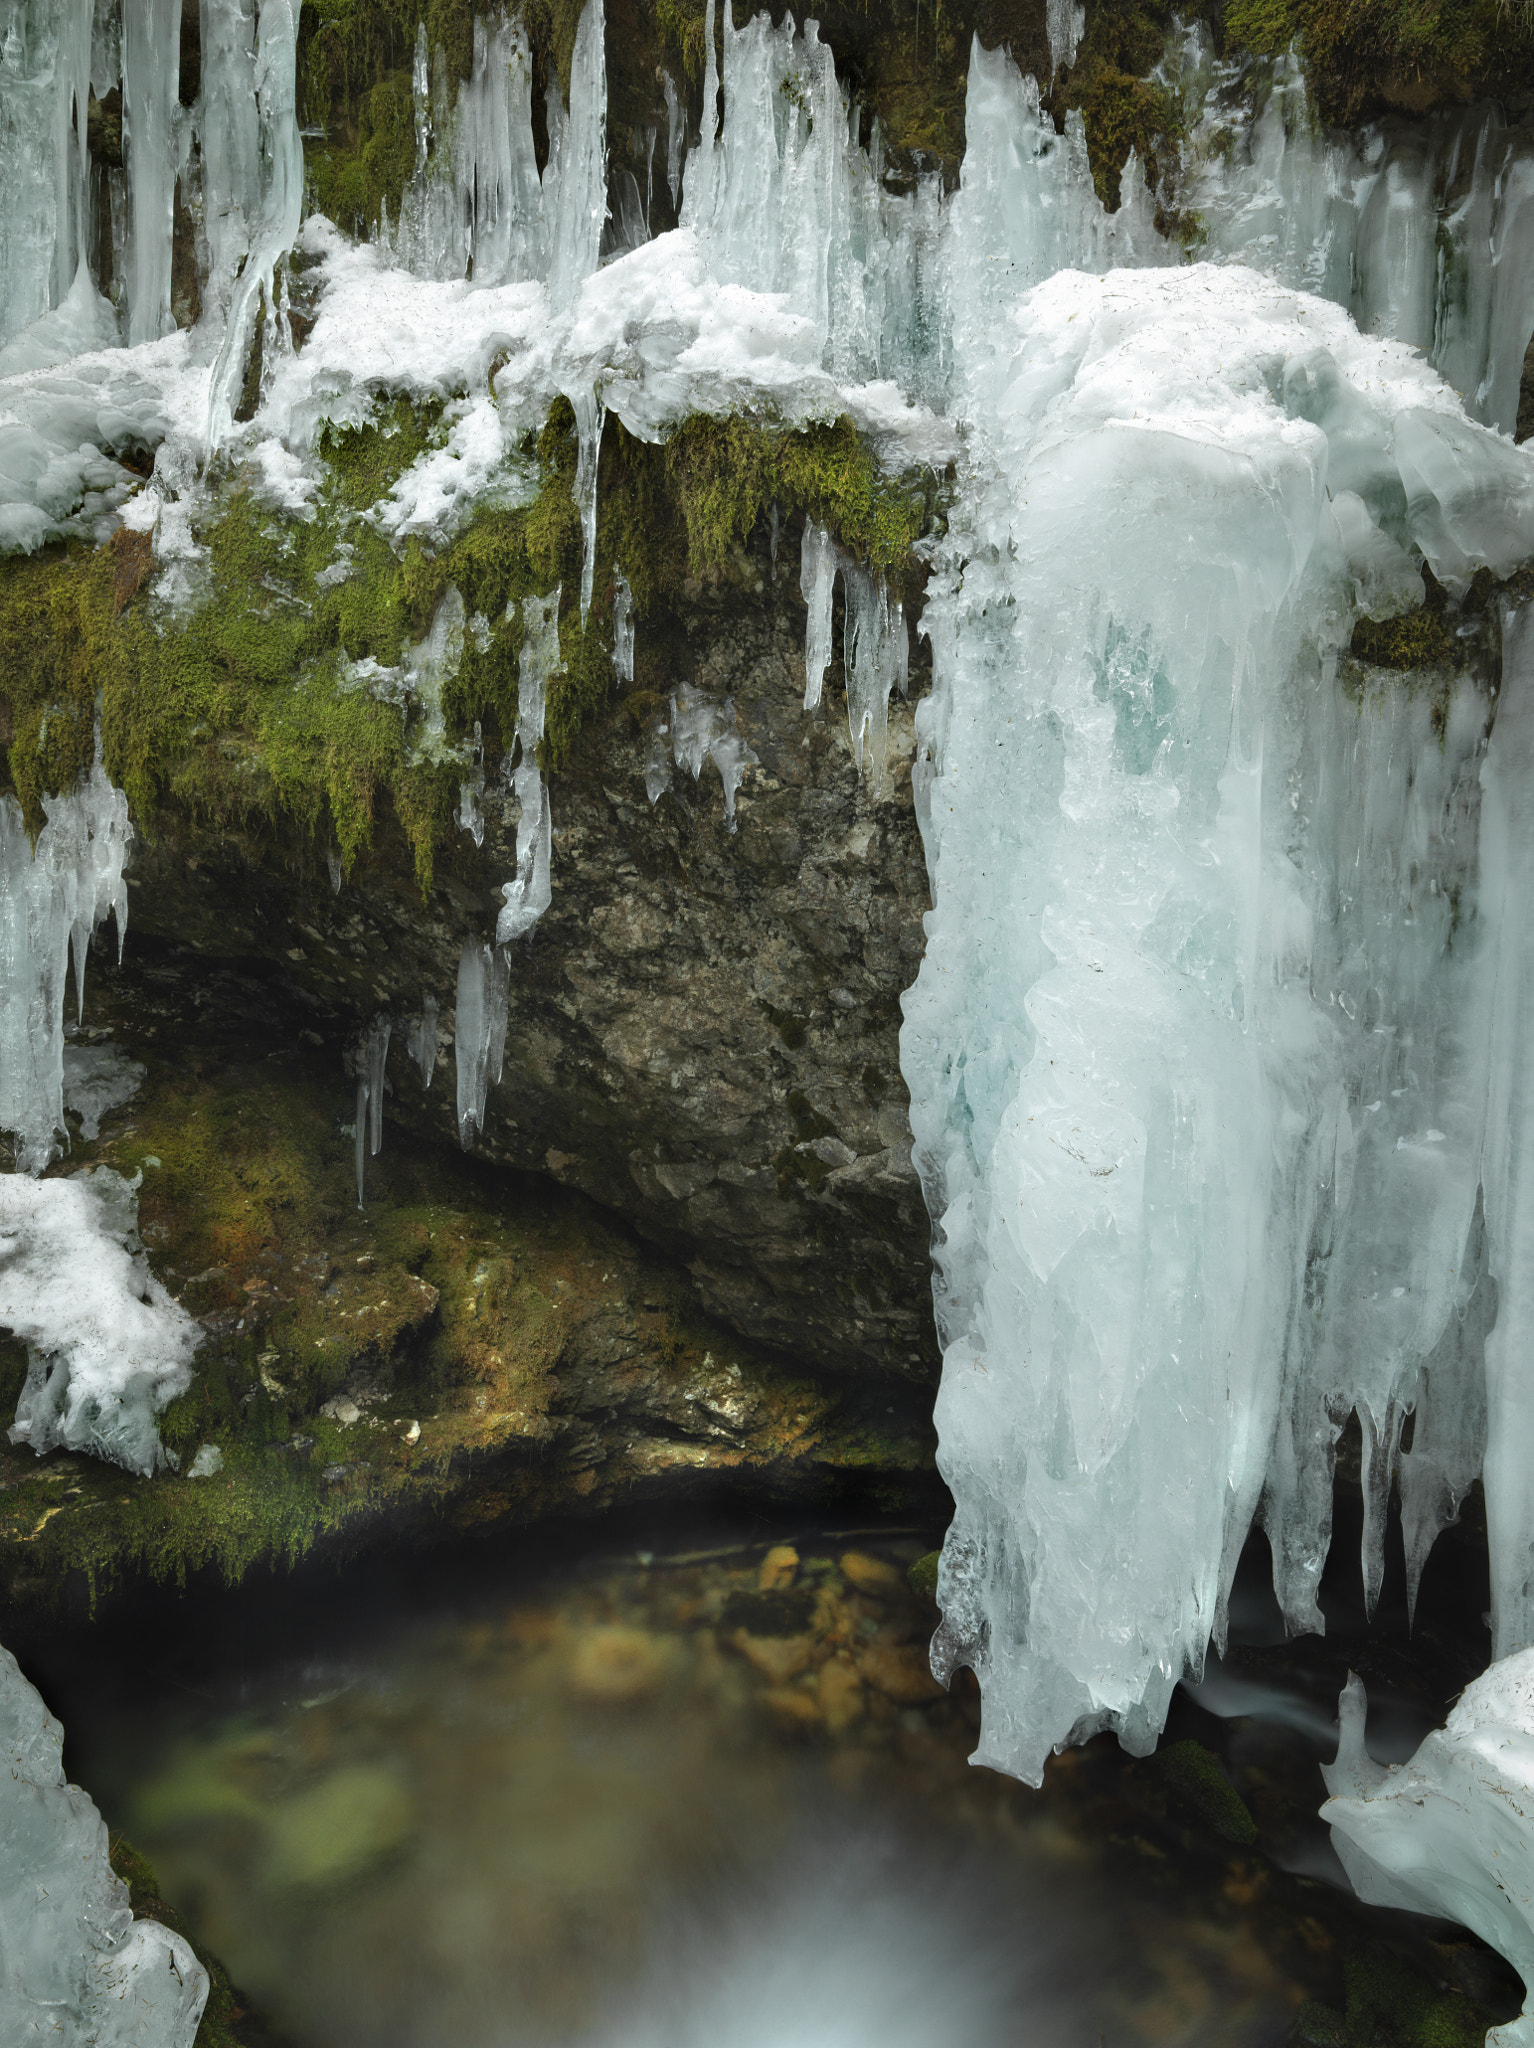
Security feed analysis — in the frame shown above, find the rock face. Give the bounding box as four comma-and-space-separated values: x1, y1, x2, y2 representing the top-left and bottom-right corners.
118, 521, 939, 1385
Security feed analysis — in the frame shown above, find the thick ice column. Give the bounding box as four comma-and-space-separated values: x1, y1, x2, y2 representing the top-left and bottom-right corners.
454, 938, 509, 1148
1321, 1657, 1534, 2047
207, 0, 303, 447
903, 248, 1534, 1785
546, 0, 606, 310
497, 589, 558, 946
0, 759, 132, 1176
122, 0, 180, 345
0, 0, 95, 350
0, 1638, 208, 2047
1478, 602, 1534, 1662
198, 0, 264, 329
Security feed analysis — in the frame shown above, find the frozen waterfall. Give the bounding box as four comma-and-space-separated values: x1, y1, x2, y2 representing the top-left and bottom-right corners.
905, 39, 1534, 1779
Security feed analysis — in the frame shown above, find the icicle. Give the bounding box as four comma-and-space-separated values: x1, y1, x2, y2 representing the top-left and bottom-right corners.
546, 0, 607, 311
454, 939, 509, 1148
644, 710, 672, 806
457, 721, 486, 845
668, 686, 757, 830
612, 566, 635, 685
121, 0, 179, 345
800, 522, 837, 711
1045, 0, 1085, 73
206, 0, 303, 449
842, 561, 898, 789
497, 590, 557, 945
663, 70, 685, 210
0, 754, 131, 1176
406, 995, 439, 1089
198, 0, 264, 331
570, 385, 605, 626
354, 1011, 391, 1208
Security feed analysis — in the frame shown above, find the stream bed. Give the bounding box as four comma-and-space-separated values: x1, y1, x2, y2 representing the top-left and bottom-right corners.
15, 1501, 1525, 2048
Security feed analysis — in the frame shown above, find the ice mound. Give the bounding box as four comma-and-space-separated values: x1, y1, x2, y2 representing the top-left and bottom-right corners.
905, 255, 1534, 1782
3, 1167, 201, 1477
0, 1636, 207, 2046
1321, 1657, 1534, 2047
62, 1041, 146, 1141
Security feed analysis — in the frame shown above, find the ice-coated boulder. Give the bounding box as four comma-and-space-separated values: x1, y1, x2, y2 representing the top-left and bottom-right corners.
1321, 1654, 1534, 2048
0, 1640, 207, 2046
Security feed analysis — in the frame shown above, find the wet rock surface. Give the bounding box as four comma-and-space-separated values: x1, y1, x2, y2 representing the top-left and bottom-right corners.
112, 526, 938, 1385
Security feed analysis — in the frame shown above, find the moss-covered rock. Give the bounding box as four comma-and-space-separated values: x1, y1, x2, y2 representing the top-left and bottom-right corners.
1157, 1736, 1259, 1844
109, 1834, 275, 2048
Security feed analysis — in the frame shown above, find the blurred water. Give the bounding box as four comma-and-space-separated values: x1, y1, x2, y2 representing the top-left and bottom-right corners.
23, 1511, 1512, 2048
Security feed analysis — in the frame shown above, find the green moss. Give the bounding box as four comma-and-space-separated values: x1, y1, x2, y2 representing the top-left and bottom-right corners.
907, 1548, 940, 1600
1341, 1939, 1506, 2048
1285, 0, 1534, 125
1224, 0, 1299, 56
1157, 1738, 1258, 1844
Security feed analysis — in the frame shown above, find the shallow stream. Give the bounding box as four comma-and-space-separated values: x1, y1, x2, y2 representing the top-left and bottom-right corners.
17, 1499, 1524, 2048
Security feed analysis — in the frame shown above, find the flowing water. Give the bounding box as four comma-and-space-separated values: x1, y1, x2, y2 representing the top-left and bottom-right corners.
17, 1499, 1522, 2048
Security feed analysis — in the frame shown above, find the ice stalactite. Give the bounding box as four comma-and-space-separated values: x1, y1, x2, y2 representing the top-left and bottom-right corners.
1045, 0, 1085, 74
0, 1639, 209, 2045
1321, 1659, 1534, 2046
391, 11, 545, 286
797, 522, 905, 788
800, 522, 836, 712
668, 685, 757, 832
546, 0, 607, 312
1178, 33, 1534, 438
0, 0, 94, 351
842, 560, 905, 792
199, 0, 265, 332
679, 0, 939, 384
663, 71, 685, 210
454, 939, 509, 1148
571, 384, 605, 625
206, 0, 303, 450
407, 995, 439, 1089
1478, 602, 1534, 1663
498, 589, 557, 945
121, 0, 180, 346
612, 565, 635, 684
0, 757, 131, 1176
354, 1011, 391, 1209
902, 49, 1534, 1776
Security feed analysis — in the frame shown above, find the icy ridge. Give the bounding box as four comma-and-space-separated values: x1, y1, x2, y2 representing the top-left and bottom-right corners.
0, 1636, 208, 2046
1321, 1657, 1534, 2045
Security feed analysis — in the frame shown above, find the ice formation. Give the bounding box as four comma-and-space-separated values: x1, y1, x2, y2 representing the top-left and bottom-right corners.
0, 1637, 208, 2047
1321, 1657, 1534, 2046
4, 0, 1534, 1797
354, 1012, 391, 1209
0, 758, 132, 1174
3, 1166, 201, 1476
906, 183, 1534, 1774
62, 1040, 145, 1141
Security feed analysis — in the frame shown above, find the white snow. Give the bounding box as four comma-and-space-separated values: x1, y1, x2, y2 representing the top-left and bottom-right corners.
1322, 1656, 1534, 2047
0, 1637, 208, 2047
3, 1167, 201, 1477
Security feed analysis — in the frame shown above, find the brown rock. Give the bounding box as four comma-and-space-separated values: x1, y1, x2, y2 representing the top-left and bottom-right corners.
762, 1685, 821, 1728
840, 1550, 906, 1598
733, 1631, 812, 1684
567, 1626, 675, 1703
859, 1642, 943, 1705
758, 1544, 799, 1591
817, 1656, 864, 1735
